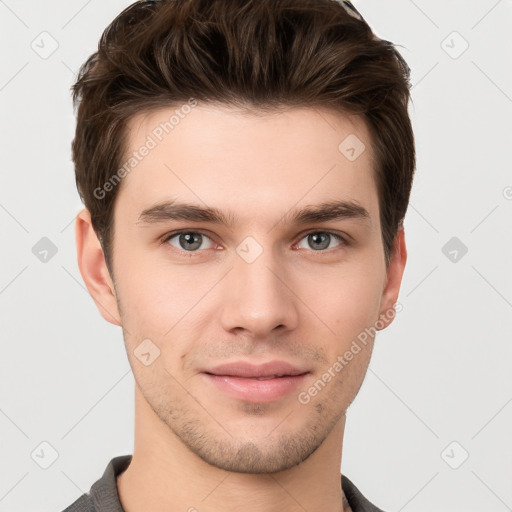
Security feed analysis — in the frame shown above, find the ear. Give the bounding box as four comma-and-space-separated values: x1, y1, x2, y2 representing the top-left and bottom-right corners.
377, 226, 407, 330
75, 208, 121, 326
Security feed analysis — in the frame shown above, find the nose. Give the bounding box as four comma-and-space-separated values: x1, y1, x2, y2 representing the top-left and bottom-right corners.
219, 244, 299, 339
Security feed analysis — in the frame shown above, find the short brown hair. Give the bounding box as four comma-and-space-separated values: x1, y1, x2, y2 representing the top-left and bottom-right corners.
71, 0, 415, 273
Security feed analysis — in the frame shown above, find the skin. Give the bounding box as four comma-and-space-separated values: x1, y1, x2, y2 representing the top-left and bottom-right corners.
76, 104, 407, 512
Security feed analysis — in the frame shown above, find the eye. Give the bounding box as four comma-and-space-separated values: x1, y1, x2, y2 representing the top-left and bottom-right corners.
296, 231, 347, 251
161, 229, 348, 255
163, 230, 216, 252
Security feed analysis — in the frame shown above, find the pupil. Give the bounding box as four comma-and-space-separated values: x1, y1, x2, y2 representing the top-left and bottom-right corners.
180, 232, 201, 250
310, 233, 329, 250
177, 233, 330, 251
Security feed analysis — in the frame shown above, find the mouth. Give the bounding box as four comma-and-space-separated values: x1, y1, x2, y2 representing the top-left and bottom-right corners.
202, 361, 309, 403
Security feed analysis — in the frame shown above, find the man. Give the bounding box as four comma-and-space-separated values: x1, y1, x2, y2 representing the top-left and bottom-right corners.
64, 0, 415, 510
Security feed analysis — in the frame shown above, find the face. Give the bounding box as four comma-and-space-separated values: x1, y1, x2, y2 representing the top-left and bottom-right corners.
80, 103, 406, 474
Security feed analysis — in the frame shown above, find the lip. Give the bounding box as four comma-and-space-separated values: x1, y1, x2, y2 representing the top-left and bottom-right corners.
205, 361, 307, 379
202, 361, 309, 403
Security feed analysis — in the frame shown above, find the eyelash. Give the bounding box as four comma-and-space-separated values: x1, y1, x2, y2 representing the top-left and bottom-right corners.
161, 229, 349, 256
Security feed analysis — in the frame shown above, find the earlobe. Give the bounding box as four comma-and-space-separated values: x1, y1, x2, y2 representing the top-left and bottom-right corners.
75, 208, 122, 326
377, 226, 407, 330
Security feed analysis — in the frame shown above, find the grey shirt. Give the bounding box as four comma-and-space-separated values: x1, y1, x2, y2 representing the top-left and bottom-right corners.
61, 455, 386, 512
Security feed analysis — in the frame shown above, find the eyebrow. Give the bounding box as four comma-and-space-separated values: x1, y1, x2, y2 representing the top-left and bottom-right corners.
136, 199, 370, 229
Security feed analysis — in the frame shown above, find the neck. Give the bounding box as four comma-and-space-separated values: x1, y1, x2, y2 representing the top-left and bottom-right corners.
117, 385, 350, 512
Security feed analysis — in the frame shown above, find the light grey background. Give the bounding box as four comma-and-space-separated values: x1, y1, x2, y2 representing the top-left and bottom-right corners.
1, 1, 511, 511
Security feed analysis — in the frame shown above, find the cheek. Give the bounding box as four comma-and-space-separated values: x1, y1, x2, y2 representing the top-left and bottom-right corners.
114, 255, 221, 346
297, 260, 384, 341
115, 249, 170, 313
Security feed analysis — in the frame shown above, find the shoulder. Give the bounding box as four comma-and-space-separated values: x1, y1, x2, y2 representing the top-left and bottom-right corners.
342, 474, 387, 512
59, 455, 132, 512
60, 493, 95, 512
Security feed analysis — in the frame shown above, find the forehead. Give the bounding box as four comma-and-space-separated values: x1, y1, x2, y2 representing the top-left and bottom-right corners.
116, 104, 379, 227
